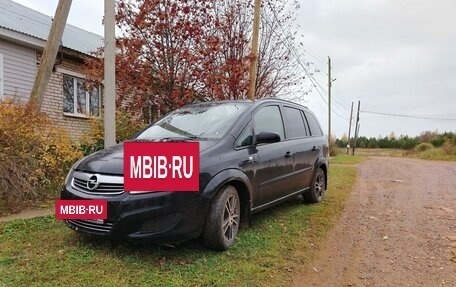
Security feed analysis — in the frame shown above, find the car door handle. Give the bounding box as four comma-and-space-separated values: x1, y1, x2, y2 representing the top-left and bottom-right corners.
312, 146, 319, 151
285, 151, 293, 158
240, 157, 254, 166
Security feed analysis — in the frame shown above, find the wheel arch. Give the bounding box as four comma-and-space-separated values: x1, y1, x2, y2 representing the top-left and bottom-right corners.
203, 169, 253, 228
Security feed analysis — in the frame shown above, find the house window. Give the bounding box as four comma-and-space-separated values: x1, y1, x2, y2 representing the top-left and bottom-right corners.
63, 74, 100, 116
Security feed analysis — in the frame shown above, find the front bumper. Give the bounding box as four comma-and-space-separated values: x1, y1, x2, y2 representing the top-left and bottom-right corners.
60, 184, 209, 244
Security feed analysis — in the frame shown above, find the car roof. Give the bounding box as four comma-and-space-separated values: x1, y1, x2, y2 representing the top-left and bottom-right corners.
185, 98, 309, 110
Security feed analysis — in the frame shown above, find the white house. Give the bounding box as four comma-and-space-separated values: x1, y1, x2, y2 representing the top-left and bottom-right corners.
0, 0, 104, 139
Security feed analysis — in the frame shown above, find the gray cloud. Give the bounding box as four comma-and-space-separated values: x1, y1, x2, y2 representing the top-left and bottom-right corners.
296, 0, 456, 137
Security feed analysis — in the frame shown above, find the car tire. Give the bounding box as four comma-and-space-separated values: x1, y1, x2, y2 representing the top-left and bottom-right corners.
303, 167, 326, 204
202, 185, 240, 251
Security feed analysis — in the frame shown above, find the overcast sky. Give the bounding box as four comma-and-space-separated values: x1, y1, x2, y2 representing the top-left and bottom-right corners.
296, 0, 456, 138
12, 0, 456, 138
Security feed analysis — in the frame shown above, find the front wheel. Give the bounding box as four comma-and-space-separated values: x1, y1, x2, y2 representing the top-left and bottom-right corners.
202, 185, 240, 251
303, 167, 326, 204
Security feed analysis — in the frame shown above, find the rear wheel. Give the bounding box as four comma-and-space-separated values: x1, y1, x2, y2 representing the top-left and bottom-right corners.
202, 185, 240, 251
303, 167, 326, 203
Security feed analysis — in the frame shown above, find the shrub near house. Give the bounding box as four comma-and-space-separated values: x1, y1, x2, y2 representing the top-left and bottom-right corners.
0, 99, 83, 214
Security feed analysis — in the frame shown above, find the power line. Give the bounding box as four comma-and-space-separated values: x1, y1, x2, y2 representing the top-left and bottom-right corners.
265, 4, 349, 120
361, 110, 456, 122
310, 79, 349, 111
301, 45, 327, 65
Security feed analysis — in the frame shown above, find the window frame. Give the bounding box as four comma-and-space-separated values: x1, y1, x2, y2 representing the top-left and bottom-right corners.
59, 68, 101, 118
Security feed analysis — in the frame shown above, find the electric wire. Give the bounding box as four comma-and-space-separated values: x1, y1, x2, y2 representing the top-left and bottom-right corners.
361, 110, 456, 122
266, 4, 351, 120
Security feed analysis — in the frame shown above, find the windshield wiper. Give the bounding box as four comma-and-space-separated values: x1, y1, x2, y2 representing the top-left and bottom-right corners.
161, 136, 207, 141
159, 122, 197, 138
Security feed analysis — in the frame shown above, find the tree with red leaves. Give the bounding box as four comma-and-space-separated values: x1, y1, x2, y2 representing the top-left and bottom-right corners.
84, 0, 304, 123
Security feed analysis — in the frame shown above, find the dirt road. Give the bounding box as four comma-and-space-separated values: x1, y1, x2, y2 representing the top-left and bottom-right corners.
294, 157, 456, 287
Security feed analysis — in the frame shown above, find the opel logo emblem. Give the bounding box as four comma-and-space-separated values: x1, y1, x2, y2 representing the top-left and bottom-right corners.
87, 175, 100, 190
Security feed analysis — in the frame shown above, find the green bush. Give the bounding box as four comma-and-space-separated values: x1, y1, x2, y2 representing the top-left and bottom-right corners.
415, 143, 434, 152
329, 144, 339, 157
0, 99, 83, 213
416, 148, 447, 160
442, 139, 456, 155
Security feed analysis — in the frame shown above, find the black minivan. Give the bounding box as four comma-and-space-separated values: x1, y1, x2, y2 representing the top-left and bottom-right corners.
61, 98, 329, 250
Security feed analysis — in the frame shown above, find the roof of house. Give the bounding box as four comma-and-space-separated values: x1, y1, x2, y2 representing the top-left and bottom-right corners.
0, 0, 104, 55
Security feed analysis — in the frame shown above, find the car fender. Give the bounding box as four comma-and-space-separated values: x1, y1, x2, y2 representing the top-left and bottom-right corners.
202, 168, 253, 203
200, 168, 254, 228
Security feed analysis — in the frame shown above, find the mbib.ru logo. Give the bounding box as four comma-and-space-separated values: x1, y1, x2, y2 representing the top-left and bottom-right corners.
55, 200, 107, 220
129, 155, 194, 179
124, 142, 200, 192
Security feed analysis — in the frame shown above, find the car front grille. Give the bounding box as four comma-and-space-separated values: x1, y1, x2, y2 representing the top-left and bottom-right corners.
71, 171, 124, 195
66, 219, 113, 234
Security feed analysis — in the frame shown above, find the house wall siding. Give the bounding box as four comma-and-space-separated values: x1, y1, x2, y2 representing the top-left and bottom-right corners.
0, 39, 36, 101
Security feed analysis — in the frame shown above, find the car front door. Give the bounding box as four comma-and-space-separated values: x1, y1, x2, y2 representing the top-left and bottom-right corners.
252, 105, 294, 208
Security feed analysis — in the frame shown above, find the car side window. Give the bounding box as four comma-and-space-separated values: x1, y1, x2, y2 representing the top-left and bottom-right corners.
283, 106, 307, 139
304, 111, 323, 136
235, 121, 253, 148
254, 105, 285, 140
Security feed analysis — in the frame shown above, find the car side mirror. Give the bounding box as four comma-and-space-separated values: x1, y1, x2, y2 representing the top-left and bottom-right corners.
255, 132, 281, 145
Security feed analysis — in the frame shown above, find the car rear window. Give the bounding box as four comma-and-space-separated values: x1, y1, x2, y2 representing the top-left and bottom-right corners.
304, 111, 323, 136
283, 106, 307, 139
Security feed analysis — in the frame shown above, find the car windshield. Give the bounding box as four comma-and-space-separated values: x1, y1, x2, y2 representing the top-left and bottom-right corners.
136, 103, 249, 140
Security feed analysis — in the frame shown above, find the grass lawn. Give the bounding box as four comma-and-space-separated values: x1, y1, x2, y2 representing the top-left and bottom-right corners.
0, 157, 359, 287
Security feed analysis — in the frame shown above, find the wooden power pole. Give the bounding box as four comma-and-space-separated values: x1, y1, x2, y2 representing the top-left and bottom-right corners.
346, 101, 354, 154
28, 0, 72, 110
352, 100, 361, 155
104, 0, 116, 148
328, 56, 332, 147
247, 0, 261, 101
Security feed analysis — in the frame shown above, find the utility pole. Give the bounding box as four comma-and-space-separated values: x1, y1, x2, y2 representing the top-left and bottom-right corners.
352, 100, 360, 155
28, 0, 72, 110
104, 0, 116, 148
247, 0, 261, 101
328, 56, 331, 147
346, 101, 354, 154
353, 123, 360, 155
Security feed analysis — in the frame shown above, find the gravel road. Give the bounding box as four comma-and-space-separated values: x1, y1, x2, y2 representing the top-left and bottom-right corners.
294, 157, 456, 287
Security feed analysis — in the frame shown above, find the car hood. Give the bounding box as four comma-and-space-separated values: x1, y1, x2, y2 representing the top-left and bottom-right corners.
75, 139, 217, 175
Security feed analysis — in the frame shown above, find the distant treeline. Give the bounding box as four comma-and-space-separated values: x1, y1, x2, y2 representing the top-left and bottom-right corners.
336, 131, 456, 150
